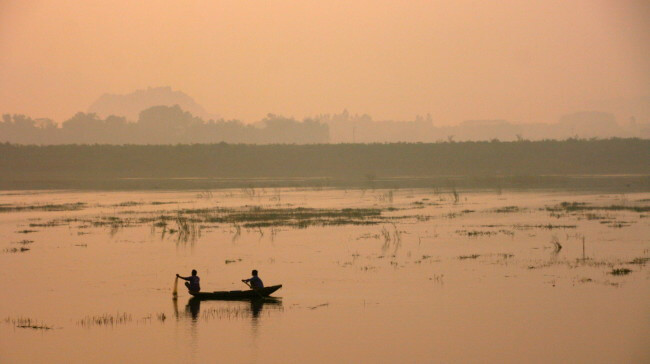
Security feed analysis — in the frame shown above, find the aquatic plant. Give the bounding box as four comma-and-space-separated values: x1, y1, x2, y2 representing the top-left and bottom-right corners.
609, 268, 632, 276
77, 312, 132, 327
0, 202, 86, 213
3, 247, 30, 253
627, 257, 650, 266
547, 202, 650, 213
16, 229, 38, 234
4, 317, 52, 330
494, 206, 520, 213
12, 239, 34, 245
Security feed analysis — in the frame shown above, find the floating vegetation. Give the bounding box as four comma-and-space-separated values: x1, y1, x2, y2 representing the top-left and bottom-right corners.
429, 274, 444, 284
40, 206, 390, 240
513, 224, 577, 230
456, 230, 497, 237
583, 213, 609, 220
547, 202, 650, 213
0, 202, 86, 213
627, 257, 650, 266
77, 312, 132, 327
609, 268, 632, 276
28, 221, 61, 227
112, 201, 143, 207
357, 233, 380, 240
459, 254, 480, 260
16, 229, 38, 234
413, 255, 439, 264
12, 239, 34, 245
456, 229, 514, 237
4, 317, 53, 330
209, 207, 383, 228
308, 303, 329, 310
608, 222, 632, 228
4, 247, 30, 253
494, 206, 520, 213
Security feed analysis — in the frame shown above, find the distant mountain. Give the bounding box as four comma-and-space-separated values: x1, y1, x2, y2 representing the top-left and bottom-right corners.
88, 86, 217, 121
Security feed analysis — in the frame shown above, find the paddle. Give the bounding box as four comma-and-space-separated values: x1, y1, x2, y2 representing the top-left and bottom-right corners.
172, 275, 178, 299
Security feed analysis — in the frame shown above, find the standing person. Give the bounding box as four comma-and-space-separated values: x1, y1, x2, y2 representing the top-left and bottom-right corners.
177, 270, 201, 292
242, 269, 264, 289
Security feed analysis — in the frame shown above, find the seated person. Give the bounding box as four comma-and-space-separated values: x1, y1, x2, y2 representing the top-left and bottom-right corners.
242, 269, 264, 289
177, 269, 201, 292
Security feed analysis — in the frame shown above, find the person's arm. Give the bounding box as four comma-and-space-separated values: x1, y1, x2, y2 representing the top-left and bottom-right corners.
176, 274, 190, 281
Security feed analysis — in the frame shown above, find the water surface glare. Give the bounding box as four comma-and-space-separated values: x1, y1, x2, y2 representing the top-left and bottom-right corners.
1, 188, 649, 363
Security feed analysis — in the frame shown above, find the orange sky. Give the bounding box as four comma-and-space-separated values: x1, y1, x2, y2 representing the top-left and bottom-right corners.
1, 0, 648, 124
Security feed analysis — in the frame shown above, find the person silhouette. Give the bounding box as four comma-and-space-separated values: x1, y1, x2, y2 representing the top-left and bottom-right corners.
242, 269, 264, 289
177, 269, 201, 292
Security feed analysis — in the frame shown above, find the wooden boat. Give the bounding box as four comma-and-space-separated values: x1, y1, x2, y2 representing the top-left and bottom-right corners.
189, 284, 282, 300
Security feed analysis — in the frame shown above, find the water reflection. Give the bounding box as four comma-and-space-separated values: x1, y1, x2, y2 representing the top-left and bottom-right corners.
173, 297, 283, 322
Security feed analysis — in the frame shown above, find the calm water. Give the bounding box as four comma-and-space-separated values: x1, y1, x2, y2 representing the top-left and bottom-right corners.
1, 188, 648, 363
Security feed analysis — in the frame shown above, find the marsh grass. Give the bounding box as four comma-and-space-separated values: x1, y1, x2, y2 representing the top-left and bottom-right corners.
213, 207, 383, 228
16, 229, 38, 234
198, 305, 281, 321
459, 254, 481, 260
44, 206, 389, 237
494, 206, 520, 213
4, 317, 52, 330
456, 229, 514, 237
380, 224, 403, 253
607, 221, 633, 228
0, 202, 86, 213
3, 247, 30, 253
28, 221, 61, 227
112, 201, 142, 207
609, 268, 632, 276
77, 312, 132, 327
457, 230, 496, 237
527, 256, 627, 270
547, 202, 650, 213
627, 257, 650, 266
12, 239, 34, 245
516, 224, 577, 230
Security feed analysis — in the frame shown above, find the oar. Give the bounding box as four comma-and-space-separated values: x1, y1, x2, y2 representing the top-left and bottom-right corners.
172, 275, 178, 299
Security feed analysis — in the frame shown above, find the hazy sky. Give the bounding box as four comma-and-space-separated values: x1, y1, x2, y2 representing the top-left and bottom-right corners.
1, 0, 648, 124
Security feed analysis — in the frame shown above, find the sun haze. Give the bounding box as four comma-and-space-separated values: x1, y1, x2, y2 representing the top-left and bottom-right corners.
1, 0, 648, 124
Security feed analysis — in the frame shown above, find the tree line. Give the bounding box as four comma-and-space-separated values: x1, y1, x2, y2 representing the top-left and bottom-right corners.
0, 105, 329, 144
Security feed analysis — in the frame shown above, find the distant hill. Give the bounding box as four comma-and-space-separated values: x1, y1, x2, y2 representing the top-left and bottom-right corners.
88, 86, 217, 121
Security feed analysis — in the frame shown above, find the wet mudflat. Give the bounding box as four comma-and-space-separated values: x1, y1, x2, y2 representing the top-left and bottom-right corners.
1, 188, 648, 363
